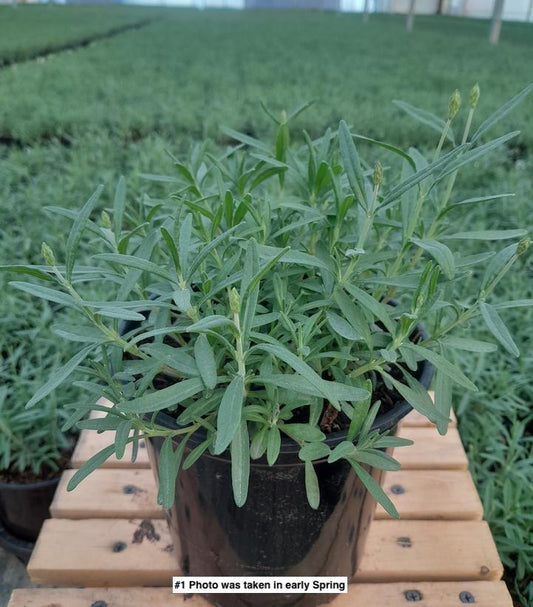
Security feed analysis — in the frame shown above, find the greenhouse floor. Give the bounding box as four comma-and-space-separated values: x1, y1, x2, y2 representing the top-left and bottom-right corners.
0, 548, 31, 607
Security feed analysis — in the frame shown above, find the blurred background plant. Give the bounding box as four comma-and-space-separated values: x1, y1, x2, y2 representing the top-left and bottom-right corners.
0, 294, 77, 479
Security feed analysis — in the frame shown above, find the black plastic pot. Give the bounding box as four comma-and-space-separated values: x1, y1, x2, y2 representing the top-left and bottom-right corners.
0, 476, 59, 542
145, 356, 433, 607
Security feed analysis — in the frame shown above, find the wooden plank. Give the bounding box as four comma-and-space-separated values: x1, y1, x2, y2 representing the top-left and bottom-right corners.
399, 392, 456, 428
52, 469, 482, 521
70, 430, 150, 469
27, 519, 502, 587
70, 426, 467, 471
375, 470, 483, 520
7, 581, 513, 607
401, 409, 457, 428
354, 521, 502, 583
28, 519, 176, 587
396, 426, 468, 470
50, 469, 164, 520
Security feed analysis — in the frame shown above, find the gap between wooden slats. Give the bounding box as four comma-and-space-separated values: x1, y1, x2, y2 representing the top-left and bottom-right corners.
27, 519, 502, 587
51, 468, 483, 521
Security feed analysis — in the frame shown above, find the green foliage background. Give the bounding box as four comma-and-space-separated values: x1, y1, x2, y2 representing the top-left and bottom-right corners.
0, 6, 531, 604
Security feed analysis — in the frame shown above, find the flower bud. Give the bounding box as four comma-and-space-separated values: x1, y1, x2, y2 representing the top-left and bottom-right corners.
517, 237, 530, 256
470, 83, 480, 109
373, 161, 382, 188
41, 242, 55, 267
448, 89, 461, 120
230, 287, 241, 314
101, 210, 112, 229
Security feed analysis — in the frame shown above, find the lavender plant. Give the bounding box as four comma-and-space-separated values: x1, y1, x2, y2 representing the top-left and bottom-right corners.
2, 85, 530, 515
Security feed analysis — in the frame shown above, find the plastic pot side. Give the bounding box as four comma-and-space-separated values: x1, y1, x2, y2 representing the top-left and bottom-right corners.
0, 476, 59, 542
146, 358, 433, 607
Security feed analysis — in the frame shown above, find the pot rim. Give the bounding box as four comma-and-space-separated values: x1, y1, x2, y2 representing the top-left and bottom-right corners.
121, 312, 434, 460
150, 321, 433, 460
0, 475, 60, 491
151, 356, 433, 459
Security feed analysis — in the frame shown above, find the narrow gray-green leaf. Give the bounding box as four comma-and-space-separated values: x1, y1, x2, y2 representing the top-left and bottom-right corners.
333, 288, 371, 346
26, 344, 96, 409
94, 253, 176, 283
281, 424, 325, 443
67, 444, 116, 491
327, 311, 361, 341
214, 376, 244, 454
117, 230, 159, 301
471, 83, 533, 143
493, 299, 533, 310
95, 308, 145, 321
299, 442, 330, 462
256, 244, 331, 272
437, 132, 519, 181
267, 426, 281, 466
352, 450, 400, 471
245, 247, 290, 298
393, 100, 452, 142
186, 223, 242, 281
0, 265, 53, 281
343, 284, 395, 334
451, 193, 514, 207
183, 438, 212, 470
118, 377, 204, 413
194, 335, 217, 390
442, 336, 497, 353
173, 288, 191, 312
382, 372, 445, 425
113, 176, 126, 241
410, 238, 455, 280
179, 214, 193, 277
240, 238, 259, 299
442, 229, 527, 241
339, 120, 367, 208
231, 420, 250, 507
66, 184, 103, 281
352, 133, 416, 170
252, 343, 338, 408
10, 281, 75, 308
52, 324, 105, 344
479, 302, 519, 357
381, 145, 465, 210
349, 461, 399, 519
187, 315, 234, 332
220, 126, 271, 153
434, 370, 452, 436
348, 379, 372, 441
258, 374, 369, 402
481, 243, 517, 291
305, 461, 320, 510
115, 420, 133, 460
141, 343, 199, 376
402, 343, 477, 391
157, 436, 187, 509
328, 441, 356, 463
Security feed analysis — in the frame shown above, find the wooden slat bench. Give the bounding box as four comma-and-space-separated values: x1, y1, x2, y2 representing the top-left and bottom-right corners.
7, 400, 514, 607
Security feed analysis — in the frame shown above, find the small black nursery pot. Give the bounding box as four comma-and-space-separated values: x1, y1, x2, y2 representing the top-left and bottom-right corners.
146, 356, 432, 607
0, 475, 59, 542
